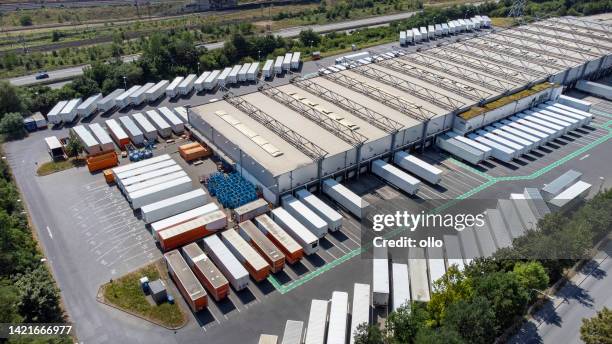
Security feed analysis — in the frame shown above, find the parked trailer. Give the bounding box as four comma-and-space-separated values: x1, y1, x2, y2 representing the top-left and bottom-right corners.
130, 176, 193, 209
322, 179, 369, 219
392, 263, 410, 312
282, 53, 293, 71
115, 85, 141, 109
164, 250, 207, 312
475, 130, 524, 156
523, 188, 551, 220
393, 152, 442, 184
233, 198, 269, 223
182, 243, 229, 302
500, 119, 551, 143
427, 247, 447, 286
436, 135, 485, 164
47, 100, 68, 125
77, 93, 102, 118
194, 71, 211, 92
467, 133, 515, 162
491, 123, 542, 147
202, 234, 250, 291
520, 112, 567, 134
281, 320, 304, 344
45, 136, 64, 160
259, 335, 278, 344
271, 208, 319, 255
372, 159, 421, 195
274, 56, 284, 75
221, 229, 271, 282
441, 23, 449, 35
158, 107, 185, 134
105, 119, 130, 149
217, 67, 232, 87
112, 154, 171, 175
295, 189, 342, 231
419, 26, 428, 40
173, 106, 188, 123
141, 189, 207, 224
263, 59, 274, 79
446, 131, 492, 159
549, 180, 591, 212
412, 28, 422, 42
97, 88, 124, 113
556, 95, 591, 112
158, 210, 227, 252
129, 82, 155, 106
238, 220, 285, 273
166, 76, 184, 98
228, 65, 241, 85
145, 109, 172, 138
121, 163, 182, 193
145, 80, 169, 102
349, 283, 371, 344
178, 74, 197, 95
531, 109, 578, 130
203, 70, 221, 90
117, 159, 177, 187
281, 194, 328, 238
255, 214, 304, 264
434, 23, 443, 36
304, 299, 329, 344
118, 116, 144, 145
290, 52, 301, 70
484, 126, 535, 151
238, 63, 251, 82
443, 234, 466, 270
372, 247, 389, 306
510, 116, 560, 139
71, 125, 100, 155
247, 62, 260, 81
542, 169, 582, 201
131, 112, 158, 140
151, 203, 220, 237
539, 104, 589, 126
60, 98, 82, 123
89, 123, 115, 153
497, 199, 526, 239
408, 248, 430, 302
486, 208, 512, 248
405, 30, 414, 44
427, 25, 435, 39
327, 291, 349, 344
125, 170, 187, 195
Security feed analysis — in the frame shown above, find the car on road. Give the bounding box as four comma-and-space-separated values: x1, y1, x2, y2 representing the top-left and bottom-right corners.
35, 71, 49, 80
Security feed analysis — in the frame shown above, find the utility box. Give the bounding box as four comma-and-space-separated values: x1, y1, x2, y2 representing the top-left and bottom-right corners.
149, 279, 167, 304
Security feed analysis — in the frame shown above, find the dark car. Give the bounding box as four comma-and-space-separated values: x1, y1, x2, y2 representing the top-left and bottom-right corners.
35, 71, 49, 80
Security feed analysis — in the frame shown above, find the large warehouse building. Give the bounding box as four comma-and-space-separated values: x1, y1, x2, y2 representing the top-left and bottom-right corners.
188, 16, 612, 204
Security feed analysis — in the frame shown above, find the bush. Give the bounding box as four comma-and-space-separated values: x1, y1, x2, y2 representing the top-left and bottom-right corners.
19, 15, 33, 26
0, 112, 25, 140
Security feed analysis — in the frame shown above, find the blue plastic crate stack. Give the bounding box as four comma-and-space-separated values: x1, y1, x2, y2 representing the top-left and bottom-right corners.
205, 172, 257, 209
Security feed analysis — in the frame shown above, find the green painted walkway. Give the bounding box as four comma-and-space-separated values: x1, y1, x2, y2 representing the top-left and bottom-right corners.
267, 115, 612, 294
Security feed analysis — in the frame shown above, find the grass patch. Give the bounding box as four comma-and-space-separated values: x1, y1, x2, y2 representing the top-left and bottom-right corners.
36, 158, 86, 176
101, 261, 186, 329
491, 17, 517, 28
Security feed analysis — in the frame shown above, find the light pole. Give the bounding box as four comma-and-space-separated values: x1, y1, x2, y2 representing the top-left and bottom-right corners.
197, 62, 200, 74
258, 50, 261, 61
122, 76, 127, 89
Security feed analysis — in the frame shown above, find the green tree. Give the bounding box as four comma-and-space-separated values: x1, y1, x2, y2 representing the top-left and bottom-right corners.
513, 261, 549, 294
298, 29, 321, 47
386, 303, 429, 344
414, 326, 465, 344
0, 280, 21, 323
64, 133, 83, 157
443, 297, 498, 344
15, 265, 64, 323
353, 323, 385, 344
0, 112, 25, 139
580, 307, 612, 344
19, 15, 32, 26
0, 81, 28, 116
69, 76, 100, 98
427, 266, 472, 325
472, 271, 530, 329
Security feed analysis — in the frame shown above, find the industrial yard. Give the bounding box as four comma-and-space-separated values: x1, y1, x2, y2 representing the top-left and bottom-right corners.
1, 12, 612, 344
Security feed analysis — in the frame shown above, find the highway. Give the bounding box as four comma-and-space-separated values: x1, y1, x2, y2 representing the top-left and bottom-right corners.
6, 11, 418, 87
510, 240, 612, 344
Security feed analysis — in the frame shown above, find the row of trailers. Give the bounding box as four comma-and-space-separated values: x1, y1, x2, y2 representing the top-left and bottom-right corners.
262, 52, 301, 79
436, 100, 593, 164
261, 283, 371, 344
70, 106, 186, 157
399, 15, 492, 45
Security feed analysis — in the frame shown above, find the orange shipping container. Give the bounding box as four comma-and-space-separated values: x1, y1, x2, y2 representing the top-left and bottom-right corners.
158, 210, 227, 252
179, 142, 202, 151
180, 146, 211, 162
182, 243, 230, 302
103, 169, 115, 183
87, 151, 118, 173
164, 250, 208, 312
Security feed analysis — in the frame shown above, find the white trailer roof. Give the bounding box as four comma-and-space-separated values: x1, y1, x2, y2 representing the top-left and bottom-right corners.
125, 170, 187, 194
160, 210, 226, 240
372, 257, 389, 297
146, 109, 171, 130
327, 291, 349, 344
72, 125, 99, 148
60, 98, 81, 115
167, 76, 184, 90
158, 106, 184, 125
349, 283, 371, 344
271, 208, 318, 245
263, 59, 274, 71
304, 299, 329, 344
204, 70, 221, 84
112, 154, 171, 175
291, 52, 301, 63
151, 203, 219, 233
118, 116, 143, 138
89, 123, 113, 146
255, 214, 302, 254
283, 53, 293, 64
550, 180, 591, 207
97, 88, 124, 106
229, 65, 241, 77
106, 119, 129, 141
195, 71, 211, 86
238, 63, 251, 75
47, 100, 68, 117
116, 85, 141, 101
44, 136, 62, 150
274, 56, 283, 68
146, 80, 169, 95
295, 189, 342, 224
203, 234, 249, 282
221, 229, 269, 271
130, 82, 155, 99
119, 160, 178, 184
132, 112, 157, 134
78, 93, 102, 111
141, 189, 205, 213
218, 67, 232, 80
247, 62, 260, 74
179, 74, 197, 88
392, 263, 410, 311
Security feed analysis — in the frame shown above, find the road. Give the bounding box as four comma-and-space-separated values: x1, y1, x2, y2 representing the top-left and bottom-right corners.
510, 240, 612, 344
6, 11, 418, 87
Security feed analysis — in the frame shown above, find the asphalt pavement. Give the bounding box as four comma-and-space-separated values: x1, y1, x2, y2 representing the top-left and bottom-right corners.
6, 11, 419, 87
510, 240, 612, 344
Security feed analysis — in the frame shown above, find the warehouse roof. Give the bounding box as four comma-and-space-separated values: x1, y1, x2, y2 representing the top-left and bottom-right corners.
190, 100, 313, 177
